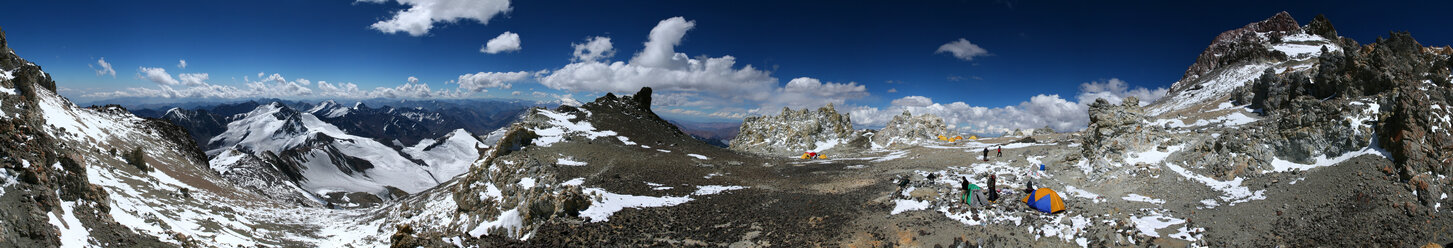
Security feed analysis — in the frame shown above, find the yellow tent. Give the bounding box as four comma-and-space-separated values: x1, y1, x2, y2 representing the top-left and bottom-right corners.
969, 135, 979, 140
800, 152, 811, 159
938, 135, 948, 141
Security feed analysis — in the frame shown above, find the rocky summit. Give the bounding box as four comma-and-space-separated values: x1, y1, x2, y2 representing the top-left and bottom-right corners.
3, 10, 1453, 248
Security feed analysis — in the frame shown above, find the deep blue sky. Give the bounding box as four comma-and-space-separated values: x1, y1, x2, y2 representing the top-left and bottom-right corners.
2, 0, 1451, 124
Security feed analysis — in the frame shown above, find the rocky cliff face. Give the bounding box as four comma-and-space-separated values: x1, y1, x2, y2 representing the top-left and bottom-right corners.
871, 111, 947, 149
729, 104, 867, 156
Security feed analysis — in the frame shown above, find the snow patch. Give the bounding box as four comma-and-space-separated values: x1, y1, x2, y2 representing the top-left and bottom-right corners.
468, 208, 525, 239
890, 199, 930, 215
1267, 145, 1387, 173
1062, 186, 1103, 203
530, 109, 618, 147
556, 157, 587, 166
1122, 194, 1166, 204
579, 188, 693, 222
686, 154, 710, 160
692, 185, 746, 195
49, 200, 92, 247
1165, 162, 1265, 205
1131, 212, 1204, 241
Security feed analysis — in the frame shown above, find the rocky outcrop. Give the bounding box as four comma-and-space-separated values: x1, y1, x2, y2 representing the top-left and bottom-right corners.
1175, 11, 1300, 91
1080, 97, 1154, 171
1305, 14, 1338, 40
871, 111, 948, 149
730, 104, 867, 156
1032, 125, 1056, 135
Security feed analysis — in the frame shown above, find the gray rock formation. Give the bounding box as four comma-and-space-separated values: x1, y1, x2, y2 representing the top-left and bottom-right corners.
1080, 96, 1155, 171
730, 104, 866, 156
871, 110, 948, 149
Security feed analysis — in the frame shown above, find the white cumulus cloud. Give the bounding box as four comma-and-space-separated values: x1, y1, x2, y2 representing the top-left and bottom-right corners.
848, 78, 1167, 135
454, 71, 531, 92
571, 36, 615, 62
364, 0, 512, 36
539, 17, 781, 103
177, 59, 187, 69
1075, 78, 1168, 106
138, 67, 180, 85
91, 58, 116, 77
481, 31, 521, 54
177, 73, 209, 86
936, 38, 990, 61
759, 77, 868, 111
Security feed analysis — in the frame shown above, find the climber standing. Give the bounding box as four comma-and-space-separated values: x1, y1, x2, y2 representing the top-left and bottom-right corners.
987, 174, 1000, 203
996, 145, 1002, 157
982, 147, 989, 161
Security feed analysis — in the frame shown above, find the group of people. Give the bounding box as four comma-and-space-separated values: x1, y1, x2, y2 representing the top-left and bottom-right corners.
980, 145, 1002, 161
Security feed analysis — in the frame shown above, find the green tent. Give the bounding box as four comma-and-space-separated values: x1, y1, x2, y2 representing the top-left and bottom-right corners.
963, 184, 982, 205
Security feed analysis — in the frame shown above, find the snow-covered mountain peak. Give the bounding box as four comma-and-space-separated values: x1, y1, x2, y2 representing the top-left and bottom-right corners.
307, 100, 351, 118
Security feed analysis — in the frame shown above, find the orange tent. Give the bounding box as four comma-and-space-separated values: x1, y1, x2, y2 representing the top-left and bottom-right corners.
1021, 188, 1066, 214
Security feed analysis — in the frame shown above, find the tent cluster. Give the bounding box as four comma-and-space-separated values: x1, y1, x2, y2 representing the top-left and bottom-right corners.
799, 152, 827, 159
938, 135, 970, 142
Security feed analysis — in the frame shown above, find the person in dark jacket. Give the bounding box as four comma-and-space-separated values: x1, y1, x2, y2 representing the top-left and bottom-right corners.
987, 175, 1000, 202
982, 148, 989, 161
960, 177, 970, 192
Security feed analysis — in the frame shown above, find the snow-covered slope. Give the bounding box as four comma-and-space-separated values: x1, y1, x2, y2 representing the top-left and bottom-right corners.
207, 102, 457, 195
402, 128, 485, 182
